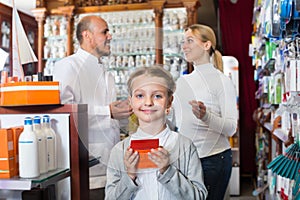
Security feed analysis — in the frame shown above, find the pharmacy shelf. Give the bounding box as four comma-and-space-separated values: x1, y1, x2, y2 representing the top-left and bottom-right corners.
0, 104, 88, 200
0, 168, 70, 190
89, 156, 100, 168
263, 122, 273, 132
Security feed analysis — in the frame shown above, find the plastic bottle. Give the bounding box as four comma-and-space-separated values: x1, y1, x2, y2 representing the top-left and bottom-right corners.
42, 115, 57, 171
33, 116, 48, 174
18, 117, 40, 178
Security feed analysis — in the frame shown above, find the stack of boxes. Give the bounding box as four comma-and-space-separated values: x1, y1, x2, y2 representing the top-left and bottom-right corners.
0, 127, 23, 178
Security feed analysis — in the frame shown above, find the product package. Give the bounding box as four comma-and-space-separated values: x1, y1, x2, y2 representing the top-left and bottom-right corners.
0, 82, 60, 106
0, 128, 15, 178
130, 139, 159, 169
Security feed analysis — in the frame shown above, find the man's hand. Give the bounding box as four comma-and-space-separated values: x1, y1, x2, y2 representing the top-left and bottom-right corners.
110, 99, 133, 119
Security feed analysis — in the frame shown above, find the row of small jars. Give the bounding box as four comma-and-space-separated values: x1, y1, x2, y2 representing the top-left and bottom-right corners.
163, 10, 187, 31
44, 16, 67, 38
110, 40, 155, 55
99, 8, 187, 30
110, 35, 183, 55
163, 34, 184, 54
101, 11, 154, 25
163, 58, 188, 80
1, 21, 10, 49
110, 57, 187, 99
111, 69, 132, 85
44, 8, 187, 49
105, 55, 187, 80
116, 84, 129, 99
44, 41, 66, 59
46, 30, 182, 59
104, 54, 156, 69
110, 26, 155, 39
109, 26, 184, 40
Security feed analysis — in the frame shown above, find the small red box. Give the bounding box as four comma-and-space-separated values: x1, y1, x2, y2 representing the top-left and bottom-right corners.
130, 139, 159, 169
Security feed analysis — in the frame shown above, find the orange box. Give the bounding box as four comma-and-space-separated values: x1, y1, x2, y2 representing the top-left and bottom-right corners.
0, 157, 15, 178
0, 128, 14, 158
0, 81, 60, 106
11, 126, 23, 176
0, 128, 16, 178
136, 149, 157, 169
131, 139, 159, 169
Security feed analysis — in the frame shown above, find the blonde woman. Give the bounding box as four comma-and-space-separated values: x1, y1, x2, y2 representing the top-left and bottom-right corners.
172, 24, 238, 200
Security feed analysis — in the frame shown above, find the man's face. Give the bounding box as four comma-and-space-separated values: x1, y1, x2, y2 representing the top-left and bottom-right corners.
89, 18, 112, 57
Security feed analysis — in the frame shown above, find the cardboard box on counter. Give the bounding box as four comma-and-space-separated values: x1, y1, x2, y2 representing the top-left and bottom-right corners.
0, 128, 16, 178
0, 82, 60, 106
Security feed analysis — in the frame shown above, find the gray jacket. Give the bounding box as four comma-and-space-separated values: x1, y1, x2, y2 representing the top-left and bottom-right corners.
105, 131, 207, 200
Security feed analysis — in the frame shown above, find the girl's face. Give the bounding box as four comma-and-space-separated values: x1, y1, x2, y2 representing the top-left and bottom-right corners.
181, 29, 211, 65
129, 75, 172, 126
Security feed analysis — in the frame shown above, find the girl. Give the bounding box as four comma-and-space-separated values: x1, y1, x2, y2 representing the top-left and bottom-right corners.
105, 65, 207, 200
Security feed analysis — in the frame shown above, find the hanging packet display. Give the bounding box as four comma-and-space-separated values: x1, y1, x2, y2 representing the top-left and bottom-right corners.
280, 0, 293, 36
271, 0, 282, 37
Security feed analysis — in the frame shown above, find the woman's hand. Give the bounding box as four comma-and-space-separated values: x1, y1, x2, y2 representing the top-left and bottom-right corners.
148, 147, 170, 174
189, 100, 207, 120
124, 148, 139, 181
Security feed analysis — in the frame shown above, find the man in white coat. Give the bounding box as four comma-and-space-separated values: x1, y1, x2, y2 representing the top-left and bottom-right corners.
53, 15, 132, 199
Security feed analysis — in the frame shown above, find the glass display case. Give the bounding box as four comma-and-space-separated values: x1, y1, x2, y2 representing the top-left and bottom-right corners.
0, 104, 88, 200
32, 0, 200, 80
0, 3, 38, 78
43, 15, 68, 76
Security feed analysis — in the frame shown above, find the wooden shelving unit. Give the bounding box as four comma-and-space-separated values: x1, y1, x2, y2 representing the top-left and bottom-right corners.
0, 104, 89, 200
0, 3, 38, 76
31, 0, 200, 73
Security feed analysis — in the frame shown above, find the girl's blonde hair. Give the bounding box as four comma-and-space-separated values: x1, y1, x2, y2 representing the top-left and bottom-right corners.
127, 65, 176, 98
186, 24, 223, 72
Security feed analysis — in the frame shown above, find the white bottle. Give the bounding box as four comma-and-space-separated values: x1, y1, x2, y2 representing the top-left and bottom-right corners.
42, 115, 57, 171
33, 116, 48, 174
19, 117, 40, 178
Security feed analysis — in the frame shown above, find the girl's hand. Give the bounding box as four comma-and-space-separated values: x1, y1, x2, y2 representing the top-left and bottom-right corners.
148, 147, 170, 174
124, 148, 139, 180
189, 100, 206, 120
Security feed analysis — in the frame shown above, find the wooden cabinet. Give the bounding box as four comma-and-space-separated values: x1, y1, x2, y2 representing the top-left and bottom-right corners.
73, 7, 188, 99
32, 0, 200, 73
0, 104, 89, 200
0, 3, 38, 77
